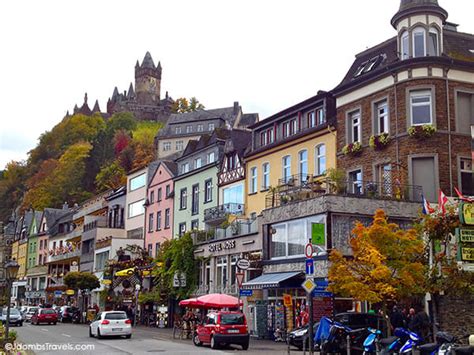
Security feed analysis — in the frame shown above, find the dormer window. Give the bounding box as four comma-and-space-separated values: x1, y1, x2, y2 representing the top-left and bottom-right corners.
413, 27, 426, 58
283, 119, 297, 138
260, 128, 274, 146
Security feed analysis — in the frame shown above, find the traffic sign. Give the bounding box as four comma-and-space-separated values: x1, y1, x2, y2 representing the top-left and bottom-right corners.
305, 258, 314, 275
236, 272, 245, 288
301, 278, 316, 294
305, 243, 314, 258
54, 290, 63, 297
240, 289, 253, 297
313, 291, 333, 298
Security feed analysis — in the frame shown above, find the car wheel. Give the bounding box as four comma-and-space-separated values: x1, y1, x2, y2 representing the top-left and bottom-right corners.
125, 334, 131, 339
89, 327, 94, 338
53, 322, 57, 325
97, 328, 103, 339
19, 322, 23, 327
210, 336, 219, 349
193, 333, 202, 347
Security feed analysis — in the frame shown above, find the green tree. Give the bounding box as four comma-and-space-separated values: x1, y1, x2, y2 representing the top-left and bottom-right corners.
329, 210, 426, 316
95, 161, 127, 192
0, 161, 28, 222
171, 97, 205, 113
64, 272, 100, 291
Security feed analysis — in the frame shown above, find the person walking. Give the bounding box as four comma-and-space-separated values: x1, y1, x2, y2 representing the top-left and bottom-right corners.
409, 306, 431, 342
390, 306, 405, 330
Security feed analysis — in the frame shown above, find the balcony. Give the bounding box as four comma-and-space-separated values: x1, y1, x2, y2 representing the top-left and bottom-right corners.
194, 284, 239, 296
204, 203, 244, 226
193, 218, 258, 245
47, 248, 81, 263
84, 219, 108, 232
265, 175, 423, 209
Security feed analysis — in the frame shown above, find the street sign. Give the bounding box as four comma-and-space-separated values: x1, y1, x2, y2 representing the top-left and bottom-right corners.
301, 278, 316, 294
305, 243, 314, 258
240, 289, 253, 297
70, 261, 79, 272
236, 258, 251, 270
54, 290, 63, 297
305, 258, 314, 275
236, 272, 245, 288
313, 291, 333, 298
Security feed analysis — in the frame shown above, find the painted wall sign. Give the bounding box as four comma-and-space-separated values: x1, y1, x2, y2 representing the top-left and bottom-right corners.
208, 239, 236, 252
459, 229, 474, 243
460, 202, 474, 225
461, 247, 474, 261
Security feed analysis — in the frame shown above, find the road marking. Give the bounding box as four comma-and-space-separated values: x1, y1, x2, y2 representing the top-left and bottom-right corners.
62, 333, 71, 337
41, 328, 48, 332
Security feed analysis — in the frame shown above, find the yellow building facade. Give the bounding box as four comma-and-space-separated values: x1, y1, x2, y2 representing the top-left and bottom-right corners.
10, 240, 19, 263
17, 241, 28, 280
244, 92, 337, 216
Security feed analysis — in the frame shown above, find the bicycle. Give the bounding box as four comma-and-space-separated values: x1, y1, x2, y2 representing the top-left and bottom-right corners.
173, 319, 186, 339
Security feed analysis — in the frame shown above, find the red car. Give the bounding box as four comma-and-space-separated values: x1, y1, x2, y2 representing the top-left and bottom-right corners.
31, 308, 58, 325
193, 311, 249, 350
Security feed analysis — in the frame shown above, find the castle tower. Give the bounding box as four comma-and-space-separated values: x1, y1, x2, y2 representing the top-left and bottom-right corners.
391, 0, 448, 60
135, 52, 162, 106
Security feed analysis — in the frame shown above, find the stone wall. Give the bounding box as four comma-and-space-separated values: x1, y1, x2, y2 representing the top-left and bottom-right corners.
437, 295, 474, 341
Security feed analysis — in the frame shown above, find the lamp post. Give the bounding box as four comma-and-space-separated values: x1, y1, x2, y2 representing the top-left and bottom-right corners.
134, 284, 141, 327
4, 260, 20, 341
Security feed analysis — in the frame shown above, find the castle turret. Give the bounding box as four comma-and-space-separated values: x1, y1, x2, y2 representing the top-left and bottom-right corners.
135, 51, 162, 106
392, 0, 448, 60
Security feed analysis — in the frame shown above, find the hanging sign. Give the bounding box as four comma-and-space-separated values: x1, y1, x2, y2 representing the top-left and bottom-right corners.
460, 202, 474, 225
283, 293, 292, 307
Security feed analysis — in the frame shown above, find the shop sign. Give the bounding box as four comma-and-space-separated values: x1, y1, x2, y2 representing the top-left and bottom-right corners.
123, 298, 133, 304
65, 289, 75, 295
236, 258, 251, 270
283, 293, 292, 307
311, 223, 325, 246
459, 229, 474, 243
459, 202, 474, 225
173, 272, 186, 287
70, 261, 79, 272
101, 279, 112, 285
54, 290, 63, 297
240, 289, 253, 297
208, 239, 236, 252
461, 247, 474, 261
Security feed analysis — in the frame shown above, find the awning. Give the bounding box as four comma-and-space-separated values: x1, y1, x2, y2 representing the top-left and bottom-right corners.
242, 271, 303, 289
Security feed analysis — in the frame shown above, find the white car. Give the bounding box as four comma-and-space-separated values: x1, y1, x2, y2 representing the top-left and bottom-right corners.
24, 307, 39, 322
89, 311, 132, 339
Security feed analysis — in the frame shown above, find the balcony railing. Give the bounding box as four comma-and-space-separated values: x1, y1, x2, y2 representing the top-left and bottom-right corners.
203, 203, 244, 225
265, 176, 423, 208
47, 249, 81, 263
194, 284, 239, 296
83, 219, 108, 232
193, 218, 258, 244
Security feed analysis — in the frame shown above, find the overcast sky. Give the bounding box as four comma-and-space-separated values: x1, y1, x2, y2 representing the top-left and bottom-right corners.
0, 0, 473, 170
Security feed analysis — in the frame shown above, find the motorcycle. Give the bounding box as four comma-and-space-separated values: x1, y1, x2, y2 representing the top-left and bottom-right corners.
438, 334, 474, 355
321, 321, 370, 355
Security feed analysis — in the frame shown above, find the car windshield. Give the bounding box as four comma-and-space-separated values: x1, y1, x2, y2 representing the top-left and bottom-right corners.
2, 309, 20, 315
28, 308, 38, 313
42, 309, 56, 314
220, 313, 245, 325
105, 312, 127, 320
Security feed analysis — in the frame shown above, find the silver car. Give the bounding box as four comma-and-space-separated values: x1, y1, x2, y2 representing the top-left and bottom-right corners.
0, 308, 23, 326
89, 311, 132, 339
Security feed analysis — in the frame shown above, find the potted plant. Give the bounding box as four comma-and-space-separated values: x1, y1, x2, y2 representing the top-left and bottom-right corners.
342, 142, 362, 156
408, 124, 436, 139
369, 133, 390, 150
326, 168, 346, 194
365, 182, 378, 198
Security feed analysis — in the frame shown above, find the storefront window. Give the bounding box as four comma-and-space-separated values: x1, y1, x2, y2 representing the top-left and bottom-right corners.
270, 214, 326, 259
230, 255, 239, 286
216, 256, 228, 289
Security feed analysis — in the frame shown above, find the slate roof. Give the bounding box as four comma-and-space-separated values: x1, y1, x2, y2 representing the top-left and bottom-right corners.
162, 160, 178, 176
42, 208, 69, 231
391, 0, 448, 28
237, 113, 259, 129
332, 28, 474, 95
141, 51, 156, 69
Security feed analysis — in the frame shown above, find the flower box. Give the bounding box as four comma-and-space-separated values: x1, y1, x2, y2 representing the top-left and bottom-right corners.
369, 133, 390, 150
342, 142, 362, 156
408, 124, 436, 139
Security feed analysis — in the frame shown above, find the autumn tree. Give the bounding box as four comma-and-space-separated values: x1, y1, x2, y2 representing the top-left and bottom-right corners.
328, 210, 426, 317
0, 161, 28, 222
95, 161, 127, 192
171, 97, 205, 113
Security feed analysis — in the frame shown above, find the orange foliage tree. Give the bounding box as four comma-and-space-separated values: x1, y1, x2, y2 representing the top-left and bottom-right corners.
328, 210, 426, 313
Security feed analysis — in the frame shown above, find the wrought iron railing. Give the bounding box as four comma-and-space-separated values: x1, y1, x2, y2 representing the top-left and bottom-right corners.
203, 203, 244, 223
265, 177, 423, 208
192, 218, 258, 244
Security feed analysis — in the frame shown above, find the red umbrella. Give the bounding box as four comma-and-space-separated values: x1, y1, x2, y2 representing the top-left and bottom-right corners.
179, 298, 202, 307
195, 293, 242, 308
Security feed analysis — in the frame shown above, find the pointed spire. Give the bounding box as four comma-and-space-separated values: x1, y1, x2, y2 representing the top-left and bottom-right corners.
135, 60, 140, 68
112, 87, 119, 99
66, 110, 70, 117
84, 92, 88, 105
92, 100, 101, 113
141, 51, 155, 69
127, 83, 135, 99
73, 104, 79, 114
157, 61, 162, 70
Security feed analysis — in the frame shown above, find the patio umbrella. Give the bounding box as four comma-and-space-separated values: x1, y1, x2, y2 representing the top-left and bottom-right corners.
178, 298, 202, 307
195, 293, 242, 308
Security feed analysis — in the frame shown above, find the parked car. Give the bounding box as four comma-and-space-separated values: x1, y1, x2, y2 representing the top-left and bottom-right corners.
288, 322, 319, 350
0, 308, 23, 326
31, 308, 58, 325
334, 312, 388, 336
193, 311, 249, 350
89, 311, 132, 339
24, 307, 39, 322
59, 306, 79, 323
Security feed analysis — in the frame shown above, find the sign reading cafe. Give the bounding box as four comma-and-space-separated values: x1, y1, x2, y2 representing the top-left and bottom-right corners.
209, 239, 236, 252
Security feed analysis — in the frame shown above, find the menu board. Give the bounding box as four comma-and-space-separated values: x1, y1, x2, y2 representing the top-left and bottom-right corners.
312, 296, 334, 322
255, 300, 268, 339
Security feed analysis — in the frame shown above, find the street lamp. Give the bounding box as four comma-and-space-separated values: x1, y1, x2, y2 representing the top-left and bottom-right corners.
4, 260, 20, 341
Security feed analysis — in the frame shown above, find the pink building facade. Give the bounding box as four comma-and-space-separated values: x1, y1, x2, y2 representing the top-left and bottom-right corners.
144, 160, 177, 257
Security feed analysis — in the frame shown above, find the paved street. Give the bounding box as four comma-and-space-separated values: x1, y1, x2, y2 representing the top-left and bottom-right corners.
14, 323, 292, 355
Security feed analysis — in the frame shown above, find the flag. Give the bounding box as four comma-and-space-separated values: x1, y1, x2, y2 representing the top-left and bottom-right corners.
438, 190, 448, 215
422, 195, 435, 215
454, 186, 474, 202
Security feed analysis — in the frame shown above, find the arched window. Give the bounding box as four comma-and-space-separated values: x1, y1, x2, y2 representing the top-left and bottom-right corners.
315, 144, 326, 176
401, 31, 409, 60
298, 150, 308, 178
428, 28, 439, 56
413, 27, 426, 58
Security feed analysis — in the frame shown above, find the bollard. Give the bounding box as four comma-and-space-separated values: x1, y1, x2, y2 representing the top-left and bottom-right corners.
346, 334, 351, 355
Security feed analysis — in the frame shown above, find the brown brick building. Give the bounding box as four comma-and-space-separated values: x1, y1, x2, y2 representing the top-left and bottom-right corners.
332, 0, 474, 202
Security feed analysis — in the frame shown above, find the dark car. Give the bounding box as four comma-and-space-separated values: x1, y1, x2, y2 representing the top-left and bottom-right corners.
31, 308, 58, 325
59, 306, 79, 323
334, 313, 388, 336
0, 308, 23, 326
288, 322, 319, 350
193, 311, 250, 350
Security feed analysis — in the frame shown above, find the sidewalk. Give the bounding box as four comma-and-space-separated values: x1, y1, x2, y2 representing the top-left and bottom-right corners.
134, 325, 293, 352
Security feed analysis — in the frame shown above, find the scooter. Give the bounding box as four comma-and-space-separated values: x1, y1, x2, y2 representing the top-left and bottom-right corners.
364, 327, 422, 354
321, 321, 370, 355
438, 334, 474, 355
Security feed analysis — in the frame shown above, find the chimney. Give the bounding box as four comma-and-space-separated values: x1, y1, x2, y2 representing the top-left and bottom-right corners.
233, 101, 240, 115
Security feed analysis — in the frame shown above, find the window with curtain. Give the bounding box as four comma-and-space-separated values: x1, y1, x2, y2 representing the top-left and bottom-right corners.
316, 144, 326, 176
